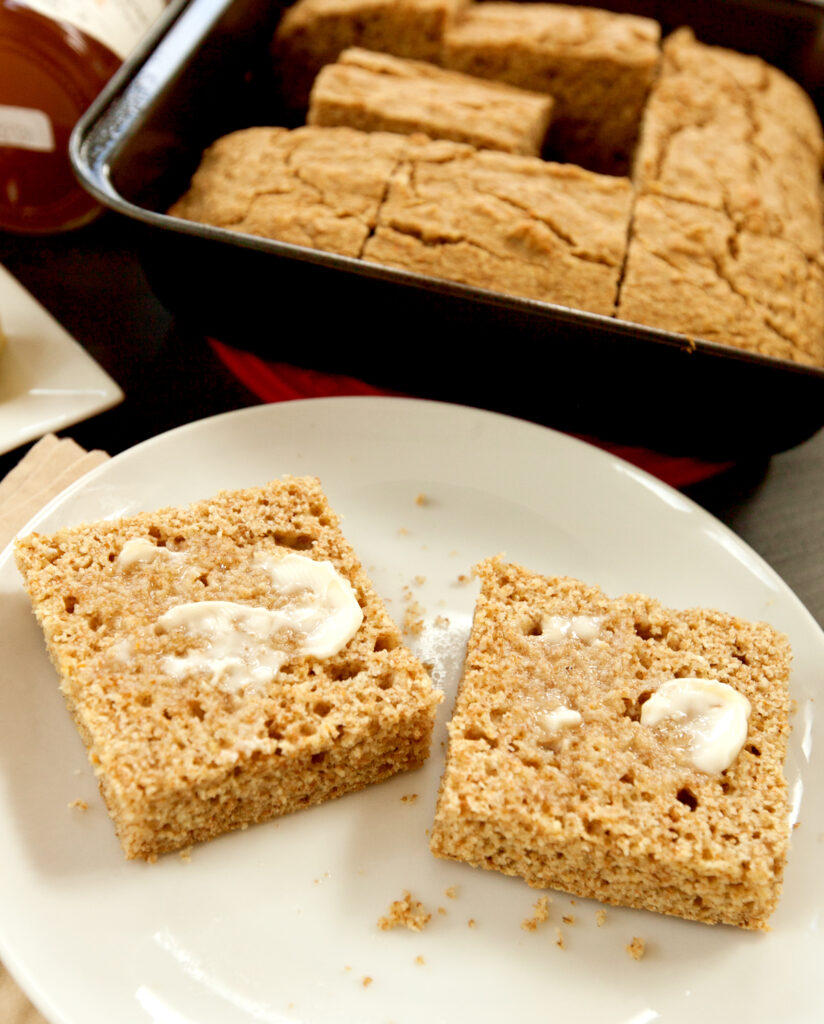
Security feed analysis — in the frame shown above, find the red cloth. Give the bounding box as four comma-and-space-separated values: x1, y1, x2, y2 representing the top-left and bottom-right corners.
209, 339, 734, 489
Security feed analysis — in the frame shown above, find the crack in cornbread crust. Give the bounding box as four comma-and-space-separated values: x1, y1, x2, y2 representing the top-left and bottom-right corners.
430, 558, 791, 930
363, 138, 634, 316
167, 126, 411, 258
15, 476, 441, 859
633, 29, 824, 258
619, 28, 824, 365
616, 194, 824, 365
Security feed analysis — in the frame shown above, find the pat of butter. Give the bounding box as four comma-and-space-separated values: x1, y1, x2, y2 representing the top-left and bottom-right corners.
640, 677, 751, 774
116, 537, 173, 569
541, 614, 601, 644
157, 554, 363, 691
537, 706, 582, 736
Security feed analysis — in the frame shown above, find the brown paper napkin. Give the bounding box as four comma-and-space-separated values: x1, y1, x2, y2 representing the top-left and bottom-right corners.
1, 433, 109, 1024
0, 434, 109, 552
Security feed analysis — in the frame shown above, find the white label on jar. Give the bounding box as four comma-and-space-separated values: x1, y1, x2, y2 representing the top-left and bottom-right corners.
16, 0, 165, 61
0, 106, 55, 152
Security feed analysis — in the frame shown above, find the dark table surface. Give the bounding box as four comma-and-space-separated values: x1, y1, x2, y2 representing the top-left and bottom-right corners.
1, 213, 822, 627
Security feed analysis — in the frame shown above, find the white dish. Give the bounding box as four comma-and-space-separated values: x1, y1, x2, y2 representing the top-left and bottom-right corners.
0, 263, 123, 456
0, 397, 821, 1024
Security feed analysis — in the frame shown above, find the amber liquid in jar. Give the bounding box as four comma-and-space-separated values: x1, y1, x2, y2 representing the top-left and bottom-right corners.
0, 0, 164, 234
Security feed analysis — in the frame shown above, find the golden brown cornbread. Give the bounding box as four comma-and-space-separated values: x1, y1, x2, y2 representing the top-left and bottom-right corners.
617, 194, 824, 366
167, 125, 412, 258
620, 28, 824, 366
633, 28, 824, 259
442, 2, 661, 173
308, 47, 554, 155
363, 137, 634, 316
274, 0, 469, 109
430, 558, 792, 930
15, 477, 441, 860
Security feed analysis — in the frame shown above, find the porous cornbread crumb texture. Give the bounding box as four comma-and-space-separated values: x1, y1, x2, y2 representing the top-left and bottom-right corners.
363, 137, 634, 317
15, 477, 441, 860
430, 558, 792, 930
274, 0, 469, 108
167, 126, 409, 259
618, 28, 824, 366
442, 2, 661, 174
308, 47, 554, 155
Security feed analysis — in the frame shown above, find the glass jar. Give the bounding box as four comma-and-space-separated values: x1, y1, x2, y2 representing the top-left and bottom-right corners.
0, 0, 165, 234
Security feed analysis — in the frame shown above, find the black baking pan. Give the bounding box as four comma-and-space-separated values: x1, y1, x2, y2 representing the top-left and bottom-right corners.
71, 0, 824, 460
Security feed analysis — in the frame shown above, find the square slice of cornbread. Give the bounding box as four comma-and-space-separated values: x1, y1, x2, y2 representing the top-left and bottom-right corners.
167, 125, 409, 258
430, 558, 792, 930
616, 193, 824, 366
633, 28, 824, 261
442, 2, 661, 173
274, 0, 469, 109
16, 477, 441, 859
363, 137, 634, 316
308, 47, 554, 155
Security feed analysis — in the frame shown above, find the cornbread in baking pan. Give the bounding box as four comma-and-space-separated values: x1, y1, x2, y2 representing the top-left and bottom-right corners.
442, 2, 661, 173
15, 477, 441, 859
274, 0, 469, 108
632, 28, 824, 260
619, 27, 824, 365
430, 558, 792, 930
308, 47, 554, 155
363, 138, 634, 316
617, 193, 824, 366
167, 125, 410, 258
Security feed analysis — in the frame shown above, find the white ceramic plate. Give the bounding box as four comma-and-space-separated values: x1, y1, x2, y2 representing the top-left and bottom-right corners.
0, 398, 821, 1024
0, 263, 123, 455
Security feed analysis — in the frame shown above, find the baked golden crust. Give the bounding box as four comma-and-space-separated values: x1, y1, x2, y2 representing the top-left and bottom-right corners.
15, 476, 441, 859
442, 2, 661, 173
363, 137, 634, 315
430, 558, 792, 930
274, 0, 470, 108
308, 47, 553, 155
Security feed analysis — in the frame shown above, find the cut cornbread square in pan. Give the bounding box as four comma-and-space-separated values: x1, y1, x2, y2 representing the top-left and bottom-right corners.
363, 137, 634, 316
616, 193, 824, 366
274, 0, 470, 109
633, 28, 824, 261
430, 557, 792, 930
15, 476, 441, 860
167, 125, 410, 258
308, 47, 554, 155
442, 2, 661, 174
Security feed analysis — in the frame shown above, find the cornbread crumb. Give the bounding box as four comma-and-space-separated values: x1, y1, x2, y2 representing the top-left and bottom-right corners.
595, 909, 607, 927
415, 955, 425, 966
467, 918, 477, 928
414, 575, 426, 586
68, 799, 88, 811
521, 895, 551, 931
445, 885, 459, 899
438, 906, 447, 915
415, 493, 428, 506
401, 793, 419, 804
626, 937, 646, 961
434, 615, 450, 628
562, 914, 576, 925
362, 976, 373, 988
179, 847, 192, 863
378, 891, 432, 931
555, 928, 565, 950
